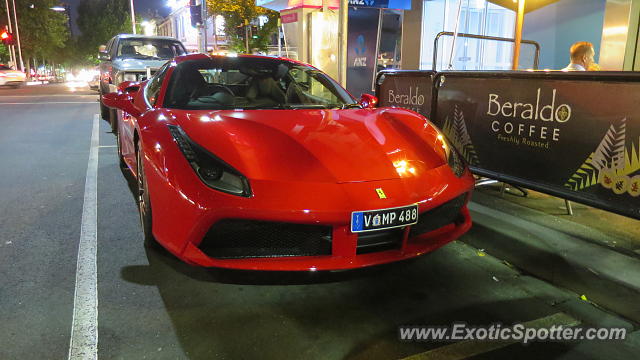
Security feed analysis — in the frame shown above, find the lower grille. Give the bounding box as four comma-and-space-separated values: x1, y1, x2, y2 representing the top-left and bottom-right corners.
357, 228, 404, 254
200, 219, 332, 259
409, 194, 467, 237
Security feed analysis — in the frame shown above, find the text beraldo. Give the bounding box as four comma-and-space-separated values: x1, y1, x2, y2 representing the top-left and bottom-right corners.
387, 87, 425, 112
486, 88, 571, 147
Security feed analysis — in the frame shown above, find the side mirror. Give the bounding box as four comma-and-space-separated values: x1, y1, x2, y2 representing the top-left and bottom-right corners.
98, 50, 110, 61
359, 93, 378, 109
117, 80, 141, 94
102, 92, 141, 117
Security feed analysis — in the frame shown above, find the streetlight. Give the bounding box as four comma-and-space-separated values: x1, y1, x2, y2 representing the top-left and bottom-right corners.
10, 0, 24, 72
130, 0, 136, 34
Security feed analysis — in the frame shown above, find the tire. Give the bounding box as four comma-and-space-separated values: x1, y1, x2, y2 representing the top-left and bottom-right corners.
116, 129, 127, 170
99, 92, 110, 121
109, 109, 118, 134
136, 142, 156, 247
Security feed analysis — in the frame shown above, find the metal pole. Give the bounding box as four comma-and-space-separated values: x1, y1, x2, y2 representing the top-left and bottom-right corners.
282, 23, 289, 58
277, 18, 282, 57
372, 9, 382, 92
129, 0, 136, 34
338, 0, 348, 87
3, 0, 14, 67
212, 13, 218, 51
512, 0, 525, 70
10, 0, 23, 72
201, 0, 207, 52
244, 19, 249, 53
447, 0, 463, 70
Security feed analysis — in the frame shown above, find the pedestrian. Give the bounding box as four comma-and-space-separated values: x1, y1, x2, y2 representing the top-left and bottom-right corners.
561, 41, 596, 71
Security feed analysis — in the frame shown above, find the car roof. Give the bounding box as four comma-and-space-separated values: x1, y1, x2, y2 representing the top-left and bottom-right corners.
115, 34, 182, 41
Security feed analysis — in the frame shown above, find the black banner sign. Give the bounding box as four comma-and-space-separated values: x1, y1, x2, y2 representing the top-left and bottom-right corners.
376, 71, 435, 118
432, 72, 640, 219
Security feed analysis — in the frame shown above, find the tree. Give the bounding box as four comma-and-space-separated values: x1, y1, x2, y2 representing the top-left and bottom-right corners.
206, 0, 279, 53
0, 0, 69, 67
76, 0, 140, 63
0, 44, 9, 64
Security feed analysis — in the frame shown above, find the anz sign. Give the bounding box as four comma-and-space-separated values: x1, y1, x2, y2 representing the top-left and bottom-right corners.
347, 0, 411, 9
349, 0, 378, 6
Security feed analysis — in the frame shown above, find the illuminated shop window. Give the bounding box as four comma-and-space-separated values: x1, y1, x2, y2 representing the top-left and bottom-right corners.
421, 0, 536, 70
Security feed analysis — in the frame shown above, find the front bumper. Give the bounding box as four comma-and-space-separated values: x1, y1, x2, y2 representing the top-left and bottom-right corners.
142, 135, 475, 271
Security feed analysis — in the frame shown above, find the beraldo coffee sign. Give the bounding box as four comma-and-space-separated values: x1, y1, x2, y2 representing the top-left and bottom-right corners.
377, 72, 434, 117
433, 73, 640, 219
486, 88, 571, 149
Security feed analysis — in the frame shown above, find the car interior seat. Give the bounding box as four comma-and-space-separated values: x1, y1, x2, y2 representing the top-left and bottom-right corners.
120, 45, 137, 56
167, 66, 208, 107
245, 76, 286, 106
157, 47, 174, 59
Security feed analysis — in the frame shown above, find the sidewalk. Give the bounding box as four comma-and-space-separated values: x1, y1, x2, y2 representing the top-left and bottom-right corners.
464, 186, 640, 324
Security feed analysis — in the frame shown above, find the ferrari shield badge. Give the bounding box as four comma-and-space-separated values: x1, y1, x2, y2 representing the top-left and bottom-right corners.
375, 188, 387, 199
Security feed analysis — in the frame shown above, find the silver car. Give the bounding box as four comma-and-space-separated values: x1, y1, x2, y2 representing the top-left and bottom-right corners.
0, 64, 26, 88
98, 34, 187, 131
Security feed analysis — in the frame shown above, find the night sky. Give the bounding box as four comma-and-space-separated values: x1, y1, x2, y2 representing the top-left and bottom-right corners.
65, 0, 173, 36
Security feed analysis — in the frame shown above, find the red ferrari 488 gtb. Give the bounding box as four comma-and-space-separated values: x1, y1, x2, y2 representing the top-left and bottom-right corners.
103, 53, 474, 271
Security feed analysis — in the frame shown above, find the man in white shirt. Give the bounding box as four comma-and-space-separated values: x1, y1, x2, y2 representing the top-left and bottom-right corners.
561, 42, 595, 71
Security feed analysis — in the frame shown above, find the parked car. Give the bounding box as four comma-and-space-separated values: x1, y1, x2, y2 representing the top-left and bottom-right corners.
98, 34, 187, 130
0, 64, 26, 88
102, 53, 474, 271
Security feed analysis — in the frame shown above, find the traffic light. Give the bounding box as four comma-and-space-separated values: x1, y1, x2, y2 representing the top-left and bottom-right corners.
190, 3, 202, 27
250, 25, 259, 39
1, 30, 14, 46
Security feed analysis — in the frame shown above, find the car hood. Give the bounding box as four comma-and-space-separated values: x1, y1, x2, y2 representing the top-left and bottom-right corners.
112, 58, 168, 71
175, 108, 448, 183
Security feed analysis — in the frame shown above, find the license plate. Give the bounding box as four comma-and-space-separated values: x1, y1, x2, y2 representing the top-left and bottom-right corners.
351, 204, 419, 233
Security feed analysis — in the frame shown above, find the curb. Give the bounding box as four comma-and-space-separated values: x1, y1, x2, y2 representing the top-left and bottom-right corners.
464, 193, 640, 324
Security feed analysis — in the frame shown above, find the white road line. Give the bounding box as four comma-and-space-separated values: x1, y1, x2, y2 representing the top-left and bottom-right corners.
401, 313, 580, 360
0, 102, 96, 105
98, 145, 116, 148
68, 114, 100, 360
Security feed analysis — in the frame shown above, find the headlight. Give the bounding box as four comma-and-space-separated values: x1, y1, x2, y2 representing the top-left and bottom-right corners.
167, 125, 252, 197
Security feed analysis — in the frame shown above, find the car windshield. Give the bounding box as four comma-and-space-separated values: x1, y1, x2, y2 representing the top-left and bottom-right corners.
163, 57, 358, 110
116, 38, 186, 60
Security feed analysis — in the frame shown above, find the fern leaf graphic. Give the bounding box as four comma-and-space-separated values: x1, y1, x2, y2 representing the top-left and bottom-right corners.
623, 136, 640, 176
565, 118, 633, 192
592, 118, 626, 171
443, 104, 480, 166
564, 153, 599, 191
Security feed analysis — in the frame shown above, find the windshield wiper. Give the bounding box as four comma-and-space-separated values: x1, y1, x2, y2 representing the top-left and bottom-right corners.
341, 103, 362, 109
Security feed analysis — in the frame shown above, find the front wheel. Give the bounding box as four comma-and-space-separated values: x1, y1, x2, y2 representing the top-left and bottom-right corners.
116, 129, 127, 170
136, 143, 155, 247
99, 92, 110, 121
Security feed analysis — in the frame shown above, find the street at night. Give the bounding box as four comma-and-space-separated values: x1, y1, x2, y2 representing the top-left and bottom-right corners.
1, 83, 638, 359
3, 0, 640, 359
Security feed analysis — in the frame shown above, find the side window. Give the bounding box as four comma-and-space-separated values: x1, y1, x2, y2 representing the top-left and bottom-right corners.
146, 64, 170, 106
106, 38, 115, 57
